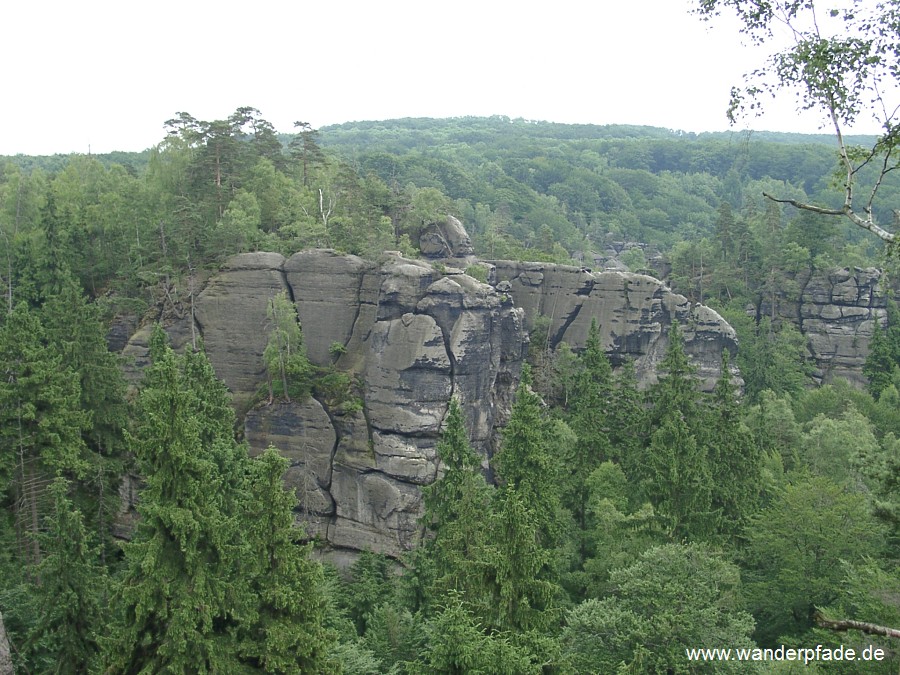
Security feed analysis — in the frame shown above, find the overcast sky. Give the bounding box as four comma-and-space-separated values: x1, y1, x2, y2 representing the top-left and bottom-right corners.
1, 0, 881, 156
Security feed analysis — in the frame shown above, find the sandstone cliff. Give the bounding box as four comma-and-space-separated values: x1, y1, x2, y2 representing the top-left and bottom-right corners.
122, 248, 739, 558
758, 266, 890, 387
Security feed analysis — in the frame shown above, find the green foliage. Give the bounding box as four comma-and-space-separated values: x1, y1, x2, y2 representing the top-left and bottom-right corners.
563, 319, 613, 533
864, 300, 900, 399
632, 322, 715, 540
697, 0, 900, 244
102, 328, 250, 672
464, 263, 489, 282
582, 462, 661, 598
743, 475, 886, 645
809, 561, 900, 675
22, 477, 104, 674
561, 543, 758, 674
705, 350, 762, 538
340, 552, 397, 637
238, 448, 334, 672
264, 290, 313, 402
0, 303, 90, 565
722, 308, 811, 403
416, 594, 537, 674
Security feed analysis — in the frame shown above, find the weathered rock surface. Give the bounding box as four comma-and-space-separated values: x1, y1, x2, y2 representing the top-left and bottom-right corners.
419, 215, 476, 262
491, 261, 739, 391
759, 267, 889, 386
122, 249, 738, 558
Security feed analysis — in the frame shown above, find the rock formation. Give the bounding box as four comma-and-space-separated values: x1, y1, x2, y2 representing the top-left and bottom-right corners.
758, 267, 890, 386
121, 248, 740, 558
490, 260, 738, 392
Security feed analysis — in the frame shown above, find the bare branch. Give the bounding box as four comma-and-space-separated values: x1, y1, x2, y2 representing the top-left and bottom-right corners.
762, 192, 897, 243
814, 611, 900, 640
762, 192, 844, 216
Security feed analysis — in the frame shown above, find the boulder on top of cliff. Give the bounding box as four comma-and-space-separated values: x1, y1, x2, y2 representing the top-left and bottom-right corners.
419, 215, 475, 261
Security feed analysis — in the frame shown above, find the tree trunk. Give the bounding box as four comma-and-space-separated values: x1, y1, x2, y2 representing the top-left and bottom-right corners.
0, 611, 13, 675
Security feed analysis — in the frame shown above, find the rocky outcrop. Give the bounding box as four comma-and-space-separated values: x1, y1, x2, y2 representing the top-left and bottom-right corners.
419, 215, 475, 263
122, 249, 738, 558
759, 267, 888, 386
490, 261, 738, 391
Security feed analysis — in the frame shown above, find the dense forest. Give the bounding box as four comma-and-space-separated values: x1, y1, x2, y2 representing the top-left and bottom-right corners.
2, 110, 900, 672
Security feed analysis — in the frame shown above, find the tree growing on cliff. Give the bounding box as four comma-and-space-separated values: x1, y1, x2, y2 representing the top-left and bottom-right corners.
264, 290, 313, 403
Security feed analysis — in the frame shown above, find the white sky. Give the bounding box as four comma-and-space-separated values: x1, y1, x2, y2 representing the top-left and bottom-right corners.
1, 0, 883, 156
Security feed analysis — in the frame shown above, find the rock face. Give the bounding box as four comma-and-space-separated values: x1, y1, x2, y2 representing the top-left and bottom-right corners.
418, 215, 475, 262
759, 267, 889, 386
490, 261, 739, 391
123, 250, 738, 558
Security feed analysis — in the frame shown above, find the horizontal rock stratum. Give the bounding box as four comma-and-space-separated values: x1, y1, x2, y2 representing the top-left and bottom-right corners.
123, 249, 740, 559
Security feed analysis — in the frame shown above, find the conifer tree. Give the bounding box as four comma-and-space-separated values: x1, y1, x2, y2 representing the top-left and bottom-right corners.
635, 321, 713, 540
0, 303, 88, 567
564, 319, 613, 536
24, 477, 103, 674
237, 448, 334, 672
489, 367, 562, 632
490, 487, 555, 633
864, 315, 899, 400
493, 364, 562, 548
41, 275, 127, 553
608, 358, 645, 464
102, 327, 250, 673
706, 350, 760, 539
420, 398, 493, 611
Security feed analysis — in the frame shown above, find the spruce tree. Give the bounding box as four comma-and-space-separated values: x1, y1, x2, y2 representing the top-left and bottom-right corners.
493, 364, 562, 549
564, 319, 613, 535
0, 303, 89, 567
237, 448, 334, 672
41, 275, 127, 554
421, 399, 493, 605
24, 477, 104, 674
102, 327, 250, 673
705, 350, 761, 539
490, 366, 562, 632
635, 321, 713, 540
864, 317, 898, 400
